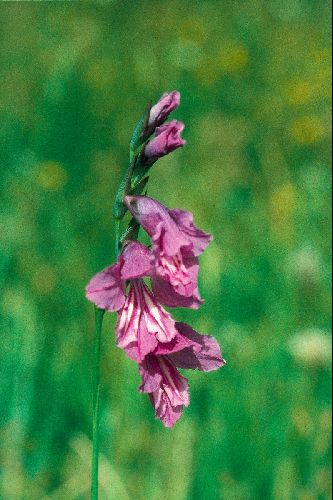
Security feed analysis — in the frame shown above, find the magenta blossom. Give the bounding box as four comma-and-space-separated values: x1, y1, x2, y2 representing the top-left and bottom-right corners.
143, 120, 186, 165
140, 355, 189, 428
116, 278, 179, 362
139, 322, 226, 427
85, 241, 152, 312
124, 195, 212, 309
148, 91, 180, 130
86, 241, 181, 362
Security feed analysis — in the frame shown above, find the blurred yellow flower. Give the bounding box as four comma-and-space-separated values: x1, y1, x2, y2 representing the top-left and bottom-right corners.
315, 468, 332, 496
291, 407, 313, 436
286, 81, 316, 105
269, 183, 298, 243
290, 116, 326, 145
195, 44, 249, 86
288, 329, 332, 367
217, 44, 249, 73
319, 409, 332, 432
36, 161, 68, 191
272, 183, 297, 212
314, 409, 332, 456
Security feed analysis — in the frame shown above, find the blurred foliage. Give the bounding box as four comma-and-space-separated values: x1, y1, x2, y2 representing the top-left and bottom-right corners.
0, 1, 332, 499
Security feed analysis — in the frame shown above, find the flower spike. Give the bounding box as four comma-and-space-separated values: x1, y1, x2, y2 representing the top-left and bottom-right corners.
86, 90, 225, 429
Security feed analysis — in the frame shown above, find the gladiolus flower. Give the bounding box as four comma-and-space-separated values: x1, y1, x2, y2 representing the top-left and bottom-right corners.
124, 195, 212, 309
139, 322, 225, 427
139, 355, 189, 428
116, 277, 179, 362
86, 241, 180, 362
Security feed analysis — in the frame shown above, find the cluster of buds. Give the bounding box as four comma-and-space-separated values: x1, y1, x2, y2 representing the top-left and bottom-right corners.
86, 92, 225, 427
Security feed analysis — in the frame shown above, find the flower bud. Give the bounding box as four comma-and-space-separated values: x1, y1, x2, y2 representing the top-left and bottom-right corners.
143, 120, 186, 165
148, 91, 180, 130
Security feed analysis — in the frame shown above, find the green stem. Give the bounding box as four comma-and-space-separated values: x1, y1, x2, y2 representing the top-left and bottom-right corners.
91, 307, 104, 500
115, 220, 121, 257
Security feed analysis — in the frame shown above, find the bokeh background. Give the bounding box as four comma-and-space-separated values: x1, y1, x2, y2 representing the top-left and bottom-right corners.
0, 1, 332, 499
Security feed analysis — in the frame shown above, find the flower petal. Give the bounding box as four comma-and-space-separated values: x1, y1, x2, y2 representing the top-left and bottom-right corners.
153, 328, 198, 355
116, 280, 178, 362
154, 253, 202, 299
85, 262, 125, 312
124, 196, 210, 303
150, 392, 183, 428
139, 354, 189, 427
168, 322, 226, 372
152, 221, 190, 260
138, 355, 163, 393
120, 241, 153, 280
168, 209, 213, 257
140, 284, 178, 343
124, 196, 189, 256
151, 275, 202, 309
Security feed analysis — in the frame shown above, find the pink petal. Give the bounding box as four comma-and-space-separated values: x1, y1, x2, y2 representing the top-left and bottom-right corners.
124, 196, 189, 256
120, 241, 153, 280
116, 280, 178, 362
158, 357, 189, 407
124, 196, 212, 258
152, 220, 190, 259
124, 195, 211, 303
151, 275, 202, 310
168, 209, 213, 257
154, 253, 202, 300
153, 328, 198, 355
168, 322, 226, 372
139, 354, 189, 427
150, 391, 183, 428
138, 356, 162, 393
85, 262, 125, 312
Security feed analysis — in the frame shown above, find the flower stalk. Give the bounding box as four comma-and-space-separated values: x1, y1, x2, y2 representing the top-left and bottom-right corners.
91, 307, 104, 500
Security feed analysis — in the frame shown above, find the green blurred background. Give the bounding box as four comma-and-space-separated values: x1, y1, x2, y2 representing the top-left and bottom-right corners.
0, 1, 331, 499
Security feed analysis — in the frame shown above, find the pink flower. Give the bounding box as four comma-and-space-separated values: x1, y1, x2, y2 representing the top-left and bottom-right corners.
139, 355, 189, 428
139, 322, 226, 427
116, 278, 179, 362
86, 241, 179, 362
143, 120, 186, 165
86, 241, 225, 427
85, 241, 152, 312
148, 91, 180, 130
124, 195, 212, 309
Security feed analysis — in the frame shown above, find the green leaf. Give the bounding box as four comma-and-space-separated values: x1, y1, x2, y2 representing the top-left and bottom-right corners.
130, 102, 152, 153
